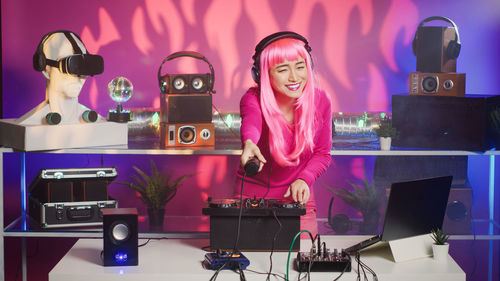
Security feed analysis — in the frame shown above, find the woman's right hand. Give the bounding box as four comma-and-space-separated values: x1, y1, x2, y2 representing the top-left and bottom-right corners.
241, 139, 266, 173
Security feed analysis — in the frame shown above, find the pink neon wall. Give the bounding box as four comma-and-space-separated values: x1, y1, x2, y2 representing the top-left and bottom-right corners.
2, 1, 500, 280
1, 0, 424, 117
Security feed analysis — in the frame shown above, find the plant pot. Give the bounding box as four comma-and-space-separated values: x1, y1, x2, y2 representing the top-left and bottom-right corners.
432, 243, 449, 261
147, 208, 165, 230
379, 137, 392, 150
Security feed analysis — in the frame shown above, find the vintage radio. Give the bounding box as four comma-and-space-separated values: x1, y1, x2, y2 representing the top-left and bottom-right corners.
409, 72, 465, 97
160, 93, 212, 123
160, 122, 215, 147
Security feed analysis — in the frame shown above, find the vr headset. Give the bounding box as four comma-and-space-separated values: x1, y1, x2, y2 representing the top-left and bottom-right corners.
33, 30, 104, 76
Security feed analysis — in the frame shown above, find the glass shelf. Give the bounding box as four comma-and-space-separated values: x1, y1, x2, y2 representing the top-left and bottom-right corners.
3, 215, 209, 239
2, 136, 498, 156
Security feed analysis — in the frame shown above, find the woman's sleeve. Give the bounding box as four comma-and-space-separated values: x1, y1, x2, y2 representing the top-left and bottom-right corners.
239, 88, 263, 146
297, 90, 333, 187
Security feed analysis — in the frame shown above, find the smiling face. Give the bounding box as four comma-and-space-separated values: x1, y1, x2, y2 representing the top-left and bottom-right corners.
269, 56, 308, 100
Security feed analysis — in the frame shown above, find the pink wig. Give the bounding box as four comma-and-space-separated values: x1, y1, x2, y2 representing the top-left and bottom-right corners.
259, 38, 317, 166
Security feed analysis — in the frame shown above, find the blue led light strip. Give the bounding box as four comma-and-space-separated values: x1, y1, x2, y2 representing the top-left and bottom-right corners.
21, 153, 27, 231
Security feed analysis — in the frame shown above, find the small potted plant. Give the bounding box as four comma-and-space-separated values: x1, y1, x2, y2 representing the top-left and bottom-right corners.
431, 228, 450, 261
374, 118, 398, 150
117, 160, 195, 230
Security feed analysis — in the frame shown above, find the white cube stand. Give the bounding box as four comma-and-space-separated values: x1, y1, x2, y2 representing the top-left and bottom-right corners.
0, 118, 128, 151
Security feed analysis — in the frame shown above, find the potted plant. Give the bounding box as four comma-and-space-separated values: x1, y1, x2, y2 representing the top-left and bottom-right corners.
374, 118, 398, 150
117, 160, 195, 230
324, 170, 385, 234
431, 228, 450, 261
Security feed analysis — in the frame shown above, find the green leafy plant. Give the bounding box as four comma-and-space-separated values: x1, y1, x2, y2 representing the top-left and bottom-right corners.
117, 160, 195, 210
324, 170, 385, 233
431, 228, 450, 245
324, 171, 384, 214
374, 118, 398, 139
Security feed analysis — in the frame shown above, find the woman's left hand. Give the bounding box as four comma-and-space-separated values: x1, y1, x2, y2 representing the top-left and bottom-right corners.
284, 179, 310, 203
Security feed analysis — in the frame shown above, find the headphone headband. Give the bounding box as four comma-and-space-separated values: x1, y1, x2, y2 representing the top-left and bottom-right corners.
416, 16, 460, 43
33, 30, 86, 72
252, 31, 311, 65
412, 16, 462, 60
157, 51, 215, 93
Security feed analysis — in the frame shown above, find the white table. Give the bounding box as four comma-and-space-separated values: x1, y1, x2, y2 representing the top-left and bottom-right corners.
49, 237, 465, 281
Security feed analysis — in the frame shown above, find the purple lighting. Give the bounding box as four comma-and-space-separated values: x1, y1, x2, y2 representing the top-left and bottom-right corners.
114, 252, 128, 263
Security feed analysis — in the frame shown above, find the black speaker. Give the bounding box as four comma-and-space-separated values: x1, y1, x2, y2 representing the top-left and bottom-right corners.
103, 208, 138, 266
442, 187, 472, 234
392, 94, 500, 151
160, 93, 212, 123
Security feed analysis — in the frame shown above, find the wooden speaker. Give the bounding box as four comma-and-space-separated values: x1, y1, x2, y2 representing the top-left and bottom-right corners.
415, 26, 457, 73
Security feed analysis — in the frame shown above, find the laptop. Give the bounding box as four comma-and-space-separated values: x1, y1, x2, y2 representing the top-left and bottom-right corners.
345, 175, 453, 253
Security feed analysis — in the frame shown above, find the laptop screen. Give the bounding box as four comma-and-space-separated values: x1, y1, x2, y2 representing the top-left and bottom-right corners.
381, 175, 453, 241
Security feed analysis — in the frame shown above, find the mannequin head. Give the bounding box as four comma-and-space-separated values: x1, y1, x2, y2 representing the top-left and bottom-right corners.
42, 32, 87, 99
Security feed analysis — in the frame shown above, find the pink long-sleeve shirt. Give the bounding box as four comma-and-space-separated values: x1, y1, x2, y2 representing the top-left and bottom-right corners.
237, 87, 332, 192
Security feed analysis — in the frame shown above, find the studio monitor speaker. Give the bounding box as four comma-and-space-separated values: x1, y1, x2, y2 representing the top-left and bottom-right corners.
442, 187, 472, 234
103, 208, 138, 266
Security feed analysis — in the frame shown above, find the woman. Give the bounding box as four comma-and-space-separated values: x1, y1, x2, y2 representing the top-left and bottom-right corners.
238, 31, 332, 237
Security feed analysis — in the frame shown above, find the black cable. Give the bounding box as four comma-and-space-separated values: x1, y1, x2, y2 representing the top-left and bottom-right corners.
237, 262, 247, 281
356, 251, 377, 281
266, 209, 283, 281
138, 239, 151, 247
209, 259, 229, 281
232, 172, 246, 253
356, 251, 361, 281
332, 258, 351, 281
307, 253, 313, 281
316, 234, 321, 254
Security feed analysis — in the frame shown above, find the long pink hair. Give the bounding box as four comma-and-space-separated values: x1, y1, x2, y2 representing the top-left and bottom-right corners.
259, 38, 317, 166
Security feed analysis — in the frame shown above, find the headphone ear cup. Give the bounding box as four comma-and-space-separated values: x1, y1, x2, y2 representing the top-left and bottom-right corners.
33, 52, 46, 72
251, 65, 259, 84
447, 40, 461, 59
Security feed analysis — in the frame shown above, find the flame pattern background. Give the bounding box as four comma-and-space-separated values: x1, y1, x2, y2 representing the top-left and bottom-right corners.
2, 1, 500, 280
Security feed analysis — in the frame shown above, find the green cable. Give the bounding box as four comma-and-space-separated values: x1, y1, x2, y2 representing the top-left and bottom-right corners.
286, 230, 313, 281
